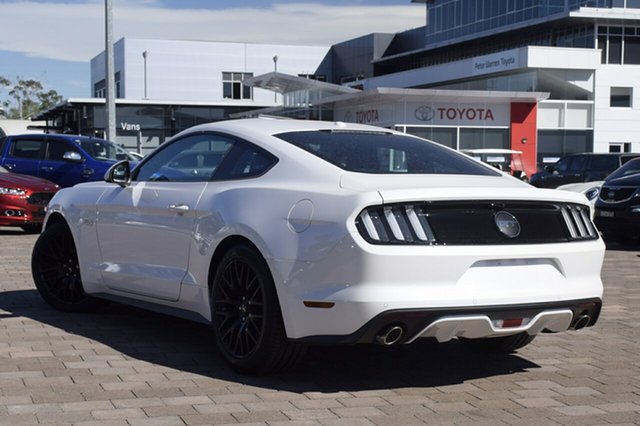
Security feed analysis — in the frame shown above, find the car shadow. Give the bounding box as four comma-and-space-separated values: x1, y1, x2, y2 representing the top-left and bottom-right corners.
0, 228, 36, 236
604, 240, 640, 252
0, 289, 540, 392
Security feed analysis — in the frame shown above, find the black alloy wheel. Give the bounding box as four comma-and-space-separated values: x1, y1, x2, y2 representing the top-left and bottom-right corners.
31, 221, 103, 312
211, 244, 305, 374
214, 256, 266, 358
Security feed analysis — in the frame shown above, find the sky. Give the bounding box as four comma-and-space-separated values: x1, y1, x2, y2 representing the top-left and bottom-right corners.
0, 0, 425, 100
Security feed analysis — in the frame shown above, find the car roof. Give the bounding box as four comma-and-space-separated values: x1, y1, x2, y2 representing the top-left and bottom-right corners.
461, 149, 523, 154
177, 117, 395, 139
562, 152, 640, 157
8, 133, 111, 143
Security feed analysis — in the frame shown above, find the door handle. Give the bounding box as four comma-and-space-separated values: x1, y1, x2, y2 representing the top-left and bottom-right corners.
168, 204, 190, 215
40, 166, 54, 172
4, 163, 15, 170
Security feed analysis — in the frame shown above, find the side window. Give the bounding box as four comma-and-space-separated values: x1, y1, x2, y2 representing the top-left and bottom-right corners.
554, 157, 572, 173
568, 155, 587, 172
134, 133, 234, 182
589, 155, 618, 171
10, 139, 43, 159
214, 142, 277, 180
46, 140, 77, 161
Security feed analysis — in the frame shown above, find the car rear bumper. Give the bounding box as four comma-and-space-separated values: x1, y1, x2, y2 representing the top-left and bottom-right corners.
270, 235, 605, 340
594, 208, 640, 239
292, 298, 602, 344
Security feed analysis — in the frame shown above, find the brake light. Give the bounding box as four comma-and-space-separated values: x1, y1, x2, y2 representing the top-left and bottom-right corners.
356, 204, 436, 244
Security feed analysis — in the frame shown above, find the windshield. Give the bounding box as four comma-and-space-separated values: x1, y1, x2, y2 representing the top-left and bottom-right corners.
77, 138, 135, 161
607, 158, 640, 181
276, 131, 500, 176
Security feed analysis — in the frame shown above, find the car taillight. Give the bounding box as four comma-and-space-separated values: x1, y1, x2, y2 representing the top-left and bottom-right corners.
560, 205, 598, 240
356, 204, 436, 244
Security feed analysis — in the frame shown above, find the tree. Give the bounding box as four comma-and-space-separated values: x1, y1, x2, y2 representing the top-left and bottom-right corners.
0, 76, 63, 120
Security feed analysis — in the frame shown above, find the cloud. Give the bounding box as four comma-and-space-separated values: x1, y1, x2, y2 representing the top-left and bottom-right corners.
0, 2, 424, 63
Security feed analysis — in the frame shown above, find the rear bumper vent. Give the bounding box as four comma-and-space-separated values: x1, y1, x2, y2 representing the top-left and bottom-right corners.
356, 201, 598, 245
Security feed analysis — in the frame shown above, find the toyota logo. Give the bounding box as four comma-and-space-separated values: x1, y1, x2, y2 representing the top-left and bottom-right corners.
494, 211, 520, 239
414, 105, 435, 122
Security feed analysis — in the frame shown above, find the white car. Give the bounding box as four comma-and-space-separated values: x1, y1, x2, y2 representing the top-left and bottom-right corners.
32, 118, 604, 374
557, 180, 604, 207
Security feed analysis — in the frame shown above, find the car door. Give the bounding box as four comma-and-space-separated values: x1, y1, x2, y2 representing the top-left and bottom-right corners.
564, 154, 588, 185
585, 155, 619, 181
39, 138, 87, 187
95, 132, 235, 301
1, 136, 45, 178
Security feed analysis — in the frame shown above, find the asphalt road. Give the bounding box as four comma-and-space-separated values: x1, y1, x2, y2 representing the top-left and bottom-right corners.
0, 226, 639, 425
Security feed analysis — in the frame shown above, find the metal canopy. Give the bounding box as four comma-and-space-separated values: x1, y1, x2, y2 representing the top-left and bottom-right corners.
243, 72, 358, 95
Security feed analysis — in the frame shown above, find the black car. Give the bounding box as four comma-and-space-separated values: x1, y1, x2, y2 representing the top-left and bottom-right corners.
594, 157, 640, 243
530, 153, 640, 189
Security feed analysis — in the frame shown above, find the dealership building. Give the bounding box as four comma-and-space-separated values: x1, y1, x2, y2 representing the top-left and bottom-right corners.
37, 38, 328, 156
37, 1, 640, 173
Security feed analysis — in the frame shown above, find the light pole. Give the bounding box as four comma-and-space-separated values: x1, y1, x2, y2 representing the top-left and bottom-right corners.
104, 0, 116, 141
142, 51, 148, 99
272, 55, 278, 103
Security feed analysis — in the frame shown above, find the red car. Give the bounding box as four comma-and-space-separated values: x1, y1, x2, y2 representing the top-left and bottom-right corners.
0, 166, 59, 233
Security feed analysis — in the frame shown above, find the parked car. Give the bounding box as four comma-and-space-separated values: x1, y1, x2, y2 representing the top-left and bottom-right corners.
32, 118, 604, 374
557, 180, 604, 209
530, 153, 640, 189
594, 157, 640, 243
0, 165, 59, 233
0, 134, 138, 188
461, 148, 529, 181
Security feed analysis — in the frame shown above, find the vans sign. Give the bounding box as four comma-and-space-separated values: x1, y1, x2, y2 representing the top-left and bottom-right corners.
120, 122, 141, 132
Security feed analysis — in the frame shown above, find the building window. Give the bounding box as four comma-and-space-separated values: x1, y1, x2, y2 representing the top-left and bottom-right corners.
298, 74, 327, 82
93, 73, 121, 98
223, 72, 253, 100
94, 80, 105, 98
609, 142, 632, 152
598, 25, 640, 64
610, 87, 632, 107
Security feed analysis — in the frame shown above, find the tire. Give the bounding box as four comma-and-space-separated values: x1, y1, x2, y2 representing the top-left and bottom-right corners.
210, 244, 306, 374
459, 332, 535, 353
31, 221, 104, 312
21, 224, 42, 234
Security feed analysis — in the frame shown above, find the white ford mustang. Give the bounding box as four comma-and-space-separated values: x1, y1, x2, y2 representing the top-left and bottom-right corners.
31, 118, 604, 373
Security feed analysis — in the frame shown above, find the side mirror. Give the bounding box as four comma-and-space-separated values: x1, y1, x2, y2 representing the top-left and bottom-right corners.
105, 160, 131, 187
63, 151, 83, 163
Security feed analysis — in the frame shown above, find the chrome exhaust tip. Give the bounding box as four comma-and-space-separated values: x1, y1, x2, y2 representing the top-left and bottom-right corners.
375, 325, 405, 345
573, 314, 591, 330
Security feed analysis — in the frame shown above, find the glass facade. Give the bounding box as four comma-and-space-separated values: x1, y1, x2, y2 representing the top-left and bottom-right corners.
375, 23, 595, 75
40, 103, 255, 156
597, 26, 640, 64
538, 129, 594, 165
424, 0, 628, 48
402, 126, 509, 151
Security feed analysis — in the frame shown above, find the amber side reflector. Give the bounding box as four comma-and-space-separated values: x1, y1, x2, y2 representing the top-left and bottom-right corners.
303, 301, 335, 309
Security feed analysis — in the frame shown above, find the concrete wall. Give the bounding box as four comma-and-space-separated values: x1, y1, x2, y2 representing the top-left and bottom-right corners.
91, 38, 329, 106
593, 64, 640, 152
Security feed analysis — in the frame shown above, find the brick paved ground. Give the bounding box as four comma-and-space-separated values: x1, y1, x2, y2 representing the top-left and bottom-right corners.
0, 226, 639, 425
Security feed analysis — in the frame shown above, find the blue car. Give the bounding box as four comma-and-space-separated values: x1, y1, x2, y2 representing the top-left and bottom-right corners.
0, 134, 137, 188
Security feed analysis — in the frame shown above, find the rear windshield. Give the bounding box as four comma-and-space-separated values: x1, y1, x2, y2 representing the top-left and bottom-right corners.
276, 131, 500, 176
